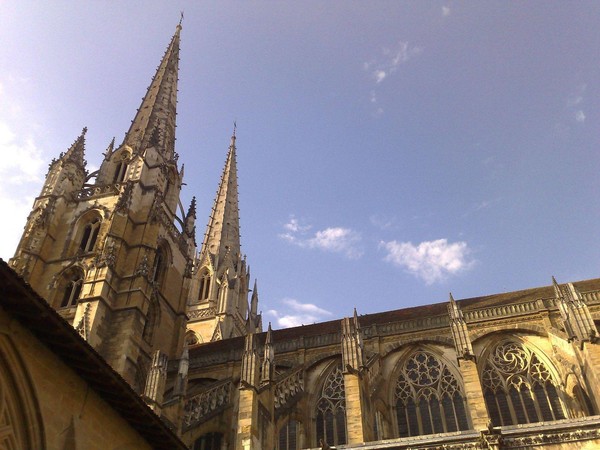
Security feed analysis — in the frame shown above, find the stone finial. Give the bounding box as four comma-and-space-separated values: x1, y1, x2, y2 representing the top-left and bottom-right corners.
447, 293, 474, 360
143, 350, 169, 414
261, 323, 275, 385
240, 333, 259, 388
553, 277, 598, 344
341, 308, 364, 373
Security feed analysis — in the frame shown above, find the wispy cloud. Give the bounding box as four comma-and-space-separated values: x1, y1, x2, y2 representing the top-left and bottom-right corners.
266, 298, 333, 328
279, 216, 363, 259
442, 6, 451, 16
364, 41, 422, 116
365, 41, 422, 85
567, 84, 587, 123
380, 238, 474, 284
370, 213, 397, 230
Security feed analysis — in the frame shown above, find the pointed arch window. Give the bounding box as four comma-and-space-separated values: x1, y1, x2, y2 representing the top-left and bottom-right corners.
79, 217, 100, 252
198, 270, 211, 301
151, 245, 169, 287
60, 271, 84, 308
316, 363, 346, 447
278, 419, 299, 450
394, 350, 469, 438
113, 161, 128, 183
482, 340, 566, 426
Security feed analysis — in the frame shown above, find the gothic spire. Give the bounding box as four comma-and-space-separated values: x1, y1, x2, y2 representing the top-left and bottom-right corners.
123, 22, 182, 158
61, 127, 87, 171
200, 127, 242, 268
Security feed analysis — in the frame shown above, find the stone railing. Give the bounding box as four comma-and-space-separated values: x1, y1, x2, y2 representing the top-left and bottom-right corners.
583, 290, 600, 304
274, 367, 304, 410
366, 315, 449, 338
75, 183, 122, 200
464, 300, 541, 323
183, 379, 232, 429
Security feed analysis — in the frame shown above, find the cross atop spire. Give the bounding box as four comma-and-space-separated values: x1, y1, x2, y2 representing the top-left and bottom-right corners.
122, 22, 182, 159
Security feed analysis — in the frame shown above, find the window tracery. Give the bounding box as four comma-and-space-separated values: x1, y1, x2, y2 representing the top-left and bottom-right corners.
315, 363, 346, 446
394, 350, 468, 437
482, 340, 566, 426
198, 270, 211, 301
79, 217, 100, 253
60, 270, 84, 308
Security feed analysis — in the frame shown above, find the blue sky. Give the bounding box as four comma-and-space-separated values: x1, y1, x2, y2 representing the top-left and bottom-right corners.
1, 2, 599, 328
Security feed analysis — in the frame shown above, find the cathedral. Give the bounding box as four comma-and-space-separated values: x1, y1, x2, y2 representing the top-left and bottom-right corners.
2, 23, 600, 450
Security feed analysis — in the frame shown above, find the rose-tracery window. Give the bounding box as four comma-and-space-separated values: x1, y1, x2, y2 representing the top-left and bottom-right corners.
482, 341, 566, 426
315, 363, 346, 446
395, 350, 469, 437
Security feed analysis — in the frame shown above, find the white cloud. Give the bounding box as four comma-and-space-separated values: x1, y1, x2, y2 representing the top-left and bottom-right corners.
266, 298, 333, 328
380, 238, 474, 284
0, 121, 45, 259
442, 6, 451, 16
374, 70, 387, 84
279, 217, 363, 259
364, 41, 422, 86
575, 110, 586, 122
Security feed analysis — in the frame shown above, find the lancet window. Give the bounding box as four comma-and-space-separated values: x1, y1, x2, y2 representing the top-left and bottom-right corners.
315, 363, 346, 446
79, 217, 100, 253
278, 419, 299, 450
60, 271, 84, 308
394, 350, 469, 437
482, 340, 566, 426
198, 270, 211, 301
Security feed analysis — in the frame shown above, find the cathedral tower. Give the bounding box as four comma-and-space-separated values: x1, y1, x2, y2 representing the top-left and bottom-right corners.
10, 23, 194, 391
186, 128, 262, 343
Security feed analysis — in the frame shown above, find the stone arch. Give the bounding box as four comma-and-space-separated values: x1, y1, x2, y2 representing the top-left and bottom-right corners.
388, 343, 470, 438
185, 330, 202, 347
0, 334, 45, 449
63, 207, 108, 257
477, 335, 567, 426
50, 264, 86, 309
381, 336, 455, 359
470, 324, 548, 344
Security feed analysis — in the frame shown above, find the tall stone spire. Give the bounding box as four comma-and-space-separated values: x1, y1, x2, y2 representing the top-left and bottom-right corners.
200, 127, 242, 267
61, 127, 88, 171
123, 23, 182, 158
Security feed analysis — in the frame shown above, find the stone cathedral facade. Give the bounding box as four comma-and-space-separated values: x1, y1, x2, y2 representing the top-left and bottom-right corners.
2, 23, 600, 450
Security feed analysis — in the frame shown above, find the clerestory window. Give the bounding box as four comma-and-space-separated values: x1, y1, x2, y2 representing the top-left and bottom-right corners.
315, 363, 346, 447
482, 340, 566, 426
79, 217, 100, 253
394, 350, 469, 437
